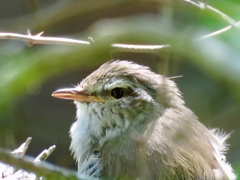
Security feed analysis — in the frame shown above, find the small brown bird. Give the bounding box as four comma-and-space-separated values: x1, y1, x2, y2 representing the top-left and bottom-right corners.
52, 60, 236, 180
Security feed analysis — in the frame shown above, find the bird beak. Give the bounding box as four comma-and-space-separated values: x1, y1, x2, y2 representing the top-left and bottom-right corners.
52, 87, 104, 103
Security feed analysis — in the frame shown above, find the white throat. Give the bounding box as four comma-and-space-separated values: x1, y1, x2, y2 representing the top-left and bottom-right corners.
70, 101, 130, 178
70, 102, 103, 178
70, 102, 101, 161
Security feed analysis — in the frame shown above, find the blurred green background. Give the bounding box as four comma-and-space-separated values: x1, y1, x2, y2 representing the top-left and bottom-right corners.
0, 0, 240, 175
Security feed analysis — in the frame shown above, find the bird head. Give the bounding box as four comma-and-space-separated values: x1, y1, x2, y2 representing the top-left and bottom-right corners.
52, 60, 183, 147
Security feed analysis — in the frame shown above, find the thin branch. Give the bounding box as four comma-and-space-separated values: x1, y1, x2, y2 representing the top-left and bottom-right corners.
2, 137, 32, 178
0, 32, 170, 53
205, 5, 239, 28
1, 138, 64, 179
185, 0, 240, 29
196, 26, 232, 40
111, 43, 170, 53
184, 0, 240, 40
0, 148, 80, 180
0, 0, 238, 53
0, 0, 239, 53
0, 23, 237, 54
196, 20, 240, 40
0, 32, 90, 46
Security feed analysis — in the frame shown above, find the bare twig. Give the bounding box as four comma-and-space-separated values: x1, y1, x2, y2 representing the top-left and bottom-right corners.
111, 43, 170, 53
0, 24, 237, 54
0, 32, 170, 53
185, 0, 239, 28
0, 32, 90, 46
0, 148, 79, 180
2, 137, 32, 178
1, 139, 62, 180
196, 20, 240, 40
205, 5, 239, 28
0, 1, 239, 53
185, 0, 240, 39
196, 25, 232, 40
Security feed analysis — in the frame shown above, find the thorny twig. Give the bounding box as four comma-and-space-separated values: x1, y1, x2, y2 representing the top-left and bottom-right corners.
0, 138, 61, 180
0, 20, 237, 54
1, 20, 238, 47
0, 1, 239, 53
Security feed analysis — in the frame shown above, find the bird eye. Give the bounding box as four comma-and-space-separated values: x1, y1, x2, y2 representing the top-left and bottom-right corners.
111, 88, 125, 99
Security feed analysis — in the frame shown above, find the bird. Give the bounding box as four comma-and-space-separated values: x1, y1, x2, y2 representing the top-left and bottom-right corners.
52, 60, 236, 180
